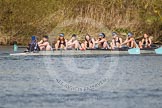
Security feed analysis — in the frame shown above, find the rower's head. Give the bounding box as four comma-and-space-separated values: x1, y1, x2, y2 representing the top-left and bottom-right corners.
128, 32, 133, 38
59, 33, 64, 39
72, 34, 77, 40
99, 33, 105, 38
43, 35, 49, 41
112, 32, 117, 38
85, 34, 91, 41
31, 36, 36, 41
144, 33, 148, 38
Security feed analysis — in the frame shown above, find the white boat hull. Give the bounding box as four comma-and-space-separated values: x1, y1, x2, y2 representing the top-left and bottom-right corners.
10, 50, 156, 56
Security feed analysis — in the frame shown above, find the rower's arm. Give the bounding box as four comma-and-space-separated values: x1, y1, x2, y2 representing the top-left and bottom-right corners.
56, 40, 60, 44
91, 38, 95, 43
84, 41, 88, 44
119, 38, 123, 44
65, 40, 68, 47
127, 38, 134, 43
149, 38, 152, 45
122, 38, 135, 45
99, 39, 106, 43
95, 39, 99, 43
55, 40, 60, 50
130, 38, 135, 43
111, 39, 115, 45
67, 39, 76, 46
55, 40, 60, 46
67, 39, 72, 45
38, 40, 43, 45
91, 38, 96, 48
141, 39, 145, 44
121, 38, 128, 45
39, 42, 48, 47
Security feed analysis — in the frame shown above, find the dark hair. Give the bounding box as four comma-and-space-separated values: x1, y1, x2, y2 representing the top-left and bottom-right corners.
58, 36, 65, 41
43, 35, 49, 39
112, 32, 117, 36
85, 34, 91, 41
101, 33, 105, 38
72, 34, 76, 37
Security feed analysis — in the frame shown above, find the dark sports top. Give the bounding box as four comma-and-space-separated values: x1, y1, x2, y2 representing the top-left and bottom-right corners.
58, 38, 66, 47
143, 37, 151, 44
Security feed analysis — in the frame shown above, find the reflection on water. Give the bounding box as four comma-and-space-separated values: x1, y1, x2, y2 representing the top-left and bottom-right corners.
0, 47, 162, 108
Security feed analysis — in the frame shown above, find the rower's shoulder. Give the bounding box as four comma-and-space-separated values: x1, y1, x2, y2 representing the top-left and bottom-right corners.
148, 37, 152, 40
57, 40, 61, 42
119, 37, 122, 40
91, 38, 95, 40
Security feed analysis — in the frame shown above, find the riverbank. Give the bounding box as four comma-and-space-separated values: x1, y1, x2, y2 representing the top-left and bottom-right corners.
0, 0, 162, 46
0, 34, 162, 46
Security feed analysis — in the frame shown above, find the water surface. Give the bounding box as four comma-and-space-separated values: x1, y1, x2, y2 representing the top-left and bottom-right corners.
0, 46, 162, 108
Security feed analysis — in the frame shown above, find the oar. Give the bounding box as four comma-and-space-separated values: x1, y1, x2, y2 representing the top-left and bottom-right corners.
155, 46, 162, 54
128, 40, 140, 54
13, 42, 18, 52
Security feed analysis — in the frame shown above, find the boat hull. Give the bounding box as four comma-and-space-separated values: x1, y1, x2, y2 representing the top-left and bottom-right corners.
10, 50, 156, 56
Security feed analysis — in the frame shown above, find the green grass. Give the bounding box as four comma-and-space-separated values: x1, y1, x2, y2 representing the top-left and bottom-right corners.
0, 0, 162, 45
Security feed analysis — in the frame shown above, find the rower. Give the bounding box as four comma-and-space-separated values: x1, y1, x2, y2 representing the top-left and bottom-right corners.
38, 35, 52, 51
25, 36, 40, 52
139, 33, 152, 49
110, 32, 122, 49
55, 33, 68, 50
81, 34, 95, 50
95, 33, 109, 49
67, 34, 80, 49
121, 32, 136, 48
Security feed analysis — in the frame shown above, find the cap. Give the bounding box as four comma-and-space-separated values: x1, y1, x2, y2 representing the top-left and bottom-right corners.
31, 36, 36, 41
59, 33, 64, 37
112, 32, 117, 36
128, 32, 133, 37
99, 33, 105, 38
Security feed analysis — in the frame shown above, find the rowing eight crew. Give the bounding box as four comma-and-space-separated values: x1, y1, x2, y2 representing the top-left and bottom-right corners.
26, 32, 152, 52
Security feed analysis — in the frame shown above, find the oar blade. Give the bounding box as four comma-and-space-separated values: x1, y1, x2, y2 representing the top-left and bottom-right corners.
128, 48, 140, 54
155, 47, 162, 54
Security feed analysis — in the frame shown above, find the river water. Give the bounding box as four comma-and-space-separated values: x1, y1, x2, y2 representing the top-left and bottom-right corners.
0, 46, 162, 108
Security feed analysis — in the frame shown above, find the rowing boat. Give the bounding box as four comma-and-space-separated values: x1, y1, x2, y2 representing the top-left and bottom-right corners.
10, 49, 158, 56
